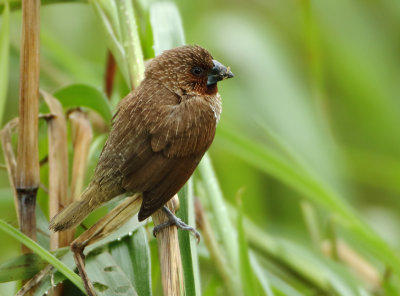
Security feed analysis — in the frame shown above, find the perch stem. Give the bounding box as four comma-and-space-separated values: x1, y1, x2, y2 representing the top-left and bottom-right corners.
152, 195, 185, 296
16, 0, 41, 252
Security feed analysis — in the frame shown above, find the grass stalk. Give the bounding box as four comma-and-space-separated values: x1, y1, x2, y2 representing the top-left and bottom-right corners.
195, 198, 237, 296
68, 110, 93, 204
16, 0, 41, 250
115, 0, 145, 89
41, 91, 69, 249
197, 154, 239, 275
152, 196, 184, 296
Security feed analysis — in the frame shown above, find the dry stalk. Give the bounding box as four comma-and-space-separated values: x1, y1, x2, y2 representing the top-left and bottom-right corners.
321, 239, 380, 289
152, 195, 184, 296
68, 110, 93, 204
41, 91, 68, 296
72, 194, 142, 248
1, 118, 19, 220
16, 265, 55, 296
65, 110, 93, 247
195, 197, 236, 295
16, 0, 41, 251
41, 91, 69, 249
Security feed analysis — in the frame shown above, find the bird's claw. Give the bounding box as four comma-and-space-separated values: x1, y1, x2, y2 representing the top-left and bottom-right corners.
153, 206, 200, 243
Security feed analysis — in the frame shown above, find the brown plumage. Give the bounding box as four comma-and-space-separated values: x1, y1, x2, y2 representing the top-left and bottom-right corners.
49, 45, 233, 231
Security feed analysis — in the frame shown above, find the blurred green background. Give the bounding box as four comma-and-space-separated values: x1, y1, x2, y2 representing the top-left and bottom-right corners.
1, 0, 400, 295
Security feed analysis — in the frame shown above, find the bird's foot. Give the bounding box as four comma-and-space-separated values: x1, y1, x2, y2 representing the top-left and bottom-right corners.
153, 206, 200, 243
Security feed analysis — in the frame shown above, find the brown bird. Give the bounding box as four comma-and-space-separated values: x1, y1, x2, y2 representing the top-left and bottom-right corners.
49, 45, 233, 234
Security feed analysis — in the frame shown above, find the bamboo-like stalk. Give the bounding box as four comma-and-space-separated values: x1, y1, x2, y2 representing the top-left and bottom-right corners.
152, 196, 184, 296
16, 0, 41, 251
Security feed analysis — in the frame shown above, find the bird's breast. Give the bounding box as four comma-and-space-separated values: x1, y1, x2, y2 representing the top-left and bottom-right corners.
148, 94, 221, 158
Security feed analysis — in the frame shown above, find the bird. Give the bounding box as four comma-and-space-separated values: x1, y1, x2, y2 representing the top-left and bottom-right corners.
49, 45, 234, 234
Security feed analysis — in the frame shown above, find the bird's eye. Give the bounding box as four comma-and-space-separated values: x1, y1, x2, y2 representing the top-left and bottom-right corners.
191, 66, 204, 76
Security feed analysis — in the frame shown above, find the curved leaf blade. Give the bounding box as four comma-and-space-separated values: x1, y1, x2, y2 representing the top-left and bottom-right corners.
53, 84, 113, 123
0, 220, 84, 292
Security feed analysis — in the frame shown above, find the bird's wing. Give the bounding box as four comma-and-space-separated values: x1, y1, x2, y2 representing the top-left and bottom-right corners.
93, 83, 216, 219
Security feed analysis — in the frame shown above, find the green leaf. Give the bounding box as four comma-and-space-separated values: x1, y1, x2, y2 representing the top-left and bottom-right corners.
0, 219, 85, 293
237, 198, 258, 296
0, 253, 47, 282
86, 209, 145, 252
35, 206, 50, 250
109, 227, 152, 296
53, 84, 113, 122
249, 254, 274, 296
0, 3, 9, 126
150, 1, 185, 55
177, 179, 201, 296
85, 251, 137, 296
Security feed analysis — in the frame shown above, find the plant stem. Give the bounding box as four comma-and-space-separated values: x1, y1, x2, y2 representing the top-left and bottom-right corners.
115, 0, 144, 89
152, 197, 185, 296
42, 91, 69, 250
16, 0, 41, 251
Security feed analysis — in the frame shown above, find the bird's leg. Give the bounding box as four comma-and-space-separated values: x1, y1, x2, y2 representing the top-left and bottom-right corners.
153, 205, 200, 242
69, 194, 142, 296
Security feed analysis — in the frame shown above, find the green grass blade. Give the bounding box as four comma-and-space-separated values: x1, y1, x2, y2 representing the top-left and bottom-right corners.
237, 200, 259, 295
197, 155, 239, 281
217, 126, 400, 276
0, 3, 10, 126
249, 253, 274, 296
177, 179, 201, 296
115, 0, 144, 88
0, 253, 47, 282
0, 220, 84, 293
237, 198, 257, 296
150, 1, 185, 54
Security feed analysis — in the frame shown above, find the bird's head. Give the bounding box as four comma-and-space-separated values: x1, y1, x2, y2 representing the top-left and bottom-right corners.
145, 45, 234, 96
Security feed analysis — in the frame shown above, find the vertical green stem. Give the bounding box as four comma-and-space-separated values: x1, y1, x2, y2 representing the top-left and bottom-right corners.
115, 0, 145, 89
198, 154, 239, 280
0, 3, 10, 126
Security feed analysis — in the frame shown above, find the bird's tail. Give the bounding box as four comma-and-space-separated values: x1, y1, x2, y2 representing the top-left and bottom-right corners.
49, 185, 103, 232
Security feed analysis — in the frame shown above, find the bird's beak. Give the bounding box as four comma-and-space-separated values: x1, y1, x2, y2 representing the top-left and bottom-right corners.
207, 60, 234, 86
